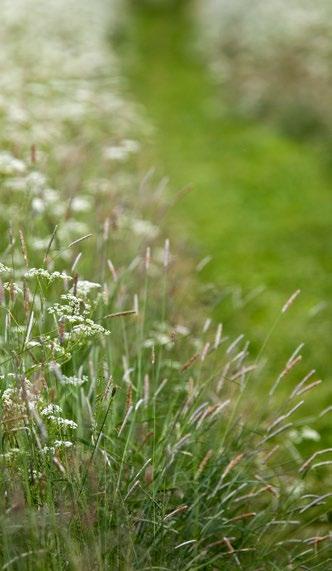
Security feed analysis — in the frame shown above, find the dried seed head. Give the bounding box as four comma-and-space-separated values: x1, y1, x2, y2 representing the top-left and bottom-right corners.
0, 280, 5, 305
163, 504, 188, 520
71, 252, 82, 273
144, 463, 153, 485
126, 384, 133, 412
270, 354, 302, 397
107, 258, 118, 282
163, 238, 170, 269
134, 294, 139, 316
58, 318, 65, 345
103, 217, 110, 242
181, 352, 199, 372
23, 279, 31, 317
290, 369, 316, 399
203, 318, 211, 333
282, 289, 301, 314
72, 273, 78, 296
201, 342, 210, 362
30, 143, 37, 164
19, 229, 29, 268
214, 323, 223, 349
145, 246, 151, 272
144, 374, 150, 405
196, 450, 213, 478
222, 453, 244, 480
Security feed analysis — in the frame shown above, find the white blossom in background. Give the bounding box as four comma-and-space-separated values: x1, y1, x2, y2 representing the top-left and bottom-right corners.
74, 280, 101, 296
0, 152, 26, 175
59, 375, 88, 387
25, 268, 72, 282
41, 404, 63, 417
0, 263, 10, 274
195, 0, 332, 133
104, 139, 141, 161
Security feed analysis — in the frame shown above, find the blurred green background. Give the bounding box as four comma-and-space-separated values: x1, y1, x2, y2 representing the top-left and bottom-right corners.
118, 1, 331, 440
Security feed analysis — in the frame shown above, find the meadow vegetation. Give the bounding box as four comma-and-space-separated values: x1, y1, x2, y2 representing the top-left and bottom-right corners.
0, 0, 331, 569
121, 1, 332, 446
195, 0, 332, 138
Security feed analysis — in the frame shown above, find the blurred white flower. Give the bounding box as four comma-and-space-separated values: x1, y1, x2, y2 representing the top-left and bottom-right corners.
104, 139, 140, 161
0, 151, 26, 175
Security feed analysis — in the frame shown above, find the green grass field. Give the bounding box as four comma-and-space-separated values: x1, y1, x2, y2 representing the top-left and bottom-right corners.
120, 3, 332, 441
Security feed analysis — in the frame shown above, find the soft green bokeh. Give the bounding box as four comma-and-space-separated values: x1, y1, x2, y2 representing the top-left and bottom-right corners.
120, 2, 332, 440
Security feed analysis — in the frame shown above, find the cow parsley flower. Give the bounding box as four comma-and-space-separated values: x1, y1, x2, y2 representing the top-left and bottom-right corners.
0, 152, 26, 175
74, 280, 101, 296
2, 282, 23, 294
54, 440, 73, 449
0, 262, 10, 274
41, 403, 63, 417
60, 375, 87, 386
131, 218, 159, 240
25, 268, 72, 282
53, 417, 78, 430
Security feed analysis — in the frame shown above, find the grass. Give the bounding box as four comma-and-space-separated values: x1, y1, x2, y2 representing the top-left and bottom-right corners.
0, 0, 331, 569
119, 2, 332, 444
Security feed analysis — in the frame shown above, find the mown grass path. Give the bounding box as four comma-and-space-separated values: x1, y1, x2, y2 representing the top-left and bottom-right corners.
120, 2, 332, 437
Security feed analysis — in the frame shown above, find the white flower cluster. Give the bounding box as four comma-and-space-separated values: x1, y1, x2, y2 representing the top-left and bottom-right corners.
103, 139, 140, 162
47, 417, 78, 430
0, 448, 22, 461
131, 218, 160, 240
144, 322, 190, 350
59, 375, 88, 387
1, 380, 40, 428
1, 282, 23, 294
25, 268, 72, 282
74, 280, 101, 296
0, 151, 26, 176
25, 335, 70, 359
48, 293, 110, 341
70, 321, 110, 340
41, 403, 63, 417
0, 0, 142, 263
0, 262, 10, 274
49, 294, 90, 319
40, 402, 78, 430
41, 440, 73, 455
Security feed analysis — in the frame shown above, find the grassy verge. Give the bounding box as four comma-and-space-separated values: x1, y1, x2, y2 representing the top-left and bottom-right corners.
0, 1, 331, 569
119, 2, 332, 445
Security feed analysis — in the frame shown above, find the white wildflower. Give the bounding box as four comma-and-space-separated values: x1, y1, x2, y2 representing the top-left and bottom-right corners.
289, 426, 321, 443
0, 262, 10, 274
2, 282, 23, 294
25, 171, 47, 192
70, 196, 91, 212
54, 440, 73, 448
31, 198, 46, 213
0, 152, 26, 175
74, 280, 101, 296
41, 404, 63, 417
25, 268, 72, 282
0, 448, 21, 461
301, 427, 321, 442
175, 325, 190, 336
60, 375, 87, 386
41, 446, 56, 455
47, 416, 78, 430
104, 139, 140, 162
131, 218, 159, 240
70, 321, 110, 339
